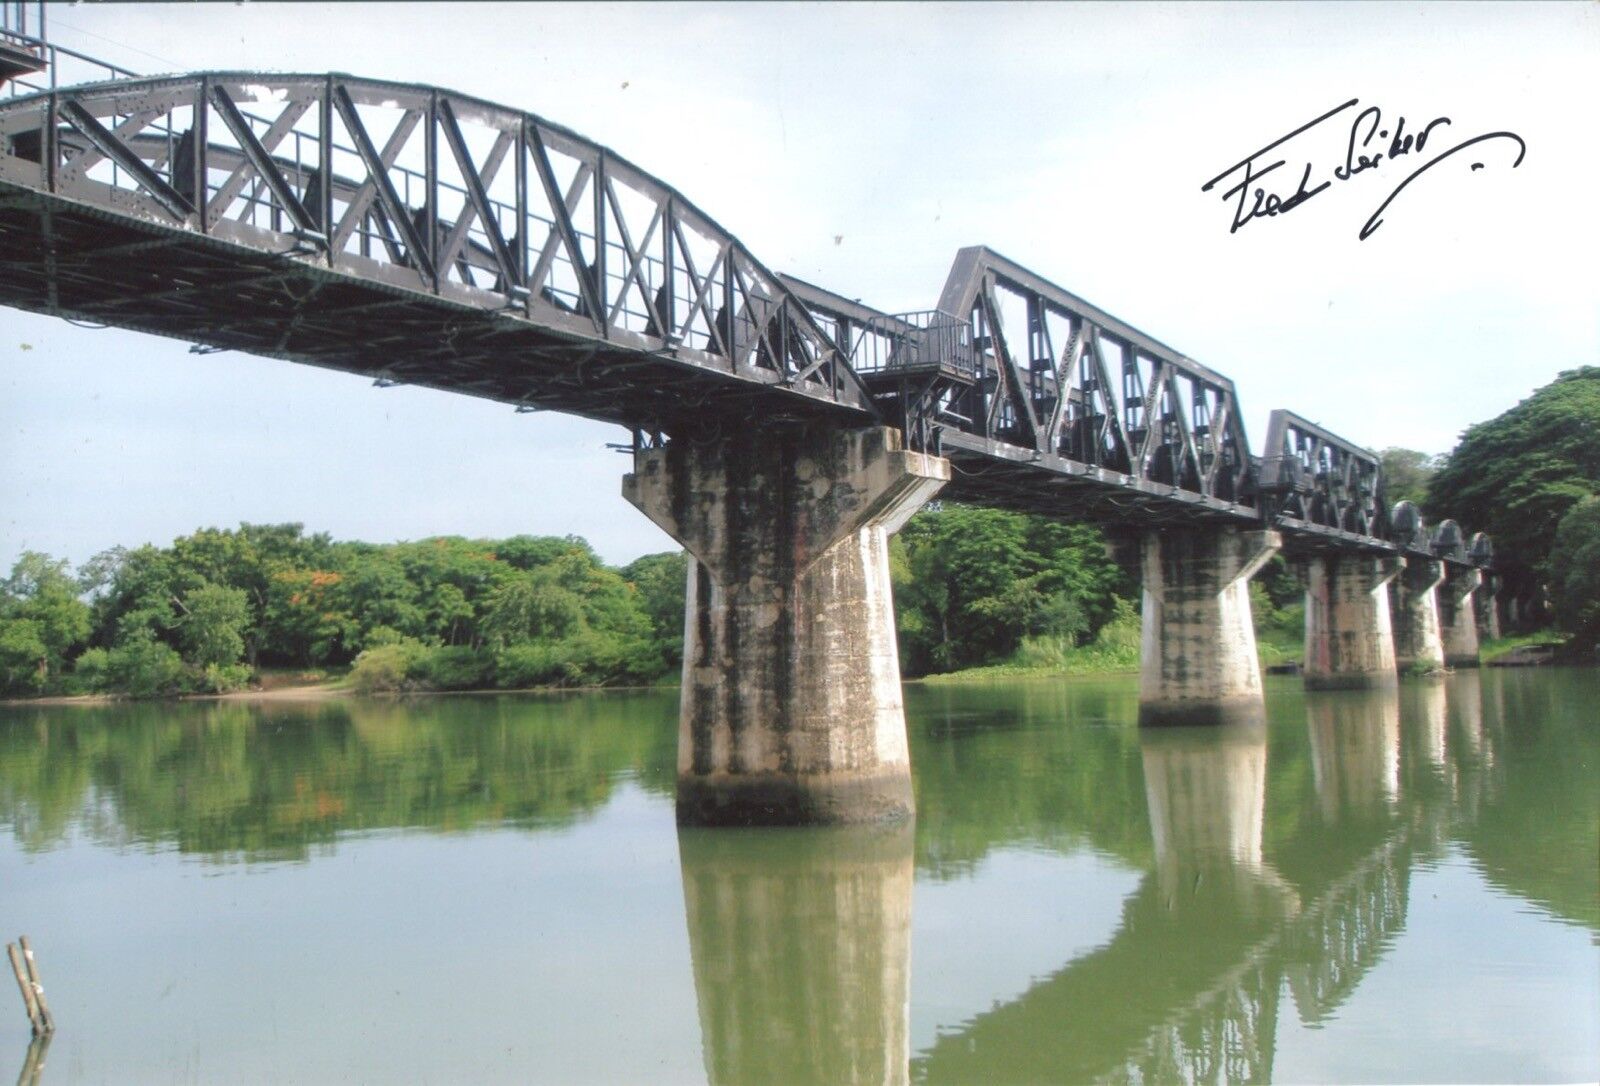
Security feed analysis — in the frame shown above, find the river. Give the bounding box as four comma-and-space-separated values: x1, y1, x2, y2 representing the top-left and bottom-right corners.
1, 669, 1596, 1084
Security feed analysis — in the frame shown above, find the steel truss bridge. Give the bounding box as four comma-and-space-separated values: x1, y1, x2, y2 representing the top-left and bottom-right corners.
0, 68, 1490, 568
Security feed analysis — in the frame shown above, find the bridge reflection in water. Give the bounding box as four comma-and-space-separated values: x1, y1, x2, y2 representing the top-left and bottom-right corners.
679, 825, 914, 1086
682, 680, 1497, 1085
1, 672, 1592, 1079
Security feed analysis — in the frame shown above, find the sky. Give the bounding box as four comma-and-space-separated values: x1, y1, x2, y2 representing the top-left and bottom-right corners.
2, 1, 1596, 573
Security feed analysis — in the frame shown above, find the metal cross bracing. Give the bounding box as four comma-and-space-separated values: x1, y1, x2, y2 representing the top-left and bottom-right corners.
1259, 409, 1392, 553
0, 72, 877, 439
784, 248, 1259, 528
1259, 411, 1496, 565
0, 66, 1492, 569
787, 256, 1490, 566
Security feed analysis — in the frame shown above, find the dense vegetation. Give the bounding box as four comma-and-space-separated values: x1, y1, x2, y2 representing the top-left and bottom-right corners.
3, 368, 1592, 700
0, 527, 690, 698
891, 506, 1134, 676
1426, 366, 1600, 632
0, 507, 1153, 698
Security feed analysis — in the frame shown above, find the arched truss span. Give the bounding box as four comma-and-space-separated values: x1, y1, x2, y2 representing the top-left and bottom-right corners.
0, 72, 875, 434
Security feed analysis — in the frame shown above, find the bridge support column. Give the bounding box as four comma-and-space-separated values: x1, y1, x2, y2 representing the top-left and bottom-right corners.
1138, 528, 1279, 727
1302, 556, 1401, 690
1439, 567, 1483, 668
1391, 559, 1446, 673
623, 426, 949, 826
1475, 574, 1502, 641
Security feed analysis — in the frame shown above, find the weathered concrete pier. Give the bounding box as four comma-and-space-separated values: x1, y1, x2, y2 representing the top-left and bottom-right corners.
625, 427, 948, 825
1439, 566, 1483, 669
1392, 558, 1448, 673
1302, 556, 1401, 690
1138, 529, 1279, 726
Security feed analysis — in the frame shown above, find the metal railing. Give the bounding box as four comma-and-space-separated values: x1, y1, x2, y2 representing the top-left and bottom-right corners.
851, 309, 979, 377
1, 33, 137, 98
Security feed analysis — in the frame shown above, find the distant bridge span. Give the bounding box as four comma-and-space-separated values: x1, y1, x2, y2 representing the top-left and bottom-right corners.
0, 67, 1497, 823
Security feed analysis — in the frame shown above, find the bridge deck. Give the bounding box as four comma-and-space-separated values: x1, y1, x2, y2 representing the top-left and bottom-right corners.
0, 183, 870, 432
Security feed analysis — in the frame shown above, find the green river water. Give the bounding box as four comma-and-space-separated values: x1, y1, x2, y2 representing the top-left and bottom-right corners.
1, 669, 1596, 1084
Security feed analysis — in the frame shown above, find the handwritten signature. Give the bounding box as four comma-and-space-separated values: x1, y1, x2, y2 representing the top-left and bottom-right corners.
1201, 99, 1526, 240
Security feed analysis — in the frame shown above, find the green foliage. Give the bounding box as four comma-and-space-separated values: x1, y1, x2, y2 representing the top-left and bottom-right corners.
72, 646, 110, 692
0, 551, 92, 694
178, 582, 251, 668
347, 640, 428, 694
411, 645, 495, 691
1548, 497, 1600, 651
483, 567, 585, 647
14, 525, 680, 699
1480, 630, 1568, 664
0, 618, 49, 694
1378, 447, 1446, 508
621, 551, 688, 666
198, 663, 254, 694
105, 630, 186, 698
893, 505, 1132, 676
1427, 367, 1600, 621
1008, 597, 1143, 676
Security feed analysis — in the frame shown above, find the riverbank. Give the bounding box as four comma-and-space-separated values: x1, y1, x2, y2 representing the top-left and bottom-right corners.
5, 631, 1579, 706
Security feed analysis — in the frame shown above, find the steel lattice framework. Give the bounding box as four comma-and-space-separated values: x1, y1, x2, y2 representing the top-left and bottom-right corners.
0, 72, 875, 437
0, 69, 1489, 567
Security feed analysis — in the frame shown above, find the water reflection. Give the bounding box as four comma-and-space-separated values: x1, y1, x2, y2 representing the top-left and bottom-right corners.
918, 720, 1304, 1082
1306, 687, 1400, 822
13, 1033, 49, 1086
1142, 722, 1297, 915
1403, 679, 1448, 773
679, 824, 914, 1086
0, 693, 677, 860
1, 673, 1596, 1082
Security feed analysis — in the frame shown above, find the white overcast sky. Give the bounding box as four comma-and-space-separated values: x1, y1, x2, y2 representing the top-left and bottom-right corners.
2, 2, 1596, 572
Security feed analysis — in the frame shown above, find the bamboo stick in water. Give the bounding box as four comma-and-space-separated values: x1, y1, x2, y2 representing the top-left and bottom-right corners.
16, 939, 52, 1035
5, 943, 42, 1037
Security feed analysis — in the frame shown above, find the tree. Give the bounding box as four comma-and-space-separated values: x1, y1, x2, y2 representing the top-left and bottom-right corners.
1548, 497, 1600, 654
0, 552, 91, 693
620, 551, 689, 673
482, 568, 585, 648
176, 582, 251, 669
1427, 367, 1600, 626
1378, 447, 1445, 508
892, 505, 1132, 675
0, 619, 49, 695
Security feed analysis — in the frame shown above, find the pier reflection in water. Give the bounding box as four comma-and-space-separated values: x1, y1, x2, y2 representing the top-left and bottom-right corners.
679, 825, 913, 1086
0, 671, 1596, 1082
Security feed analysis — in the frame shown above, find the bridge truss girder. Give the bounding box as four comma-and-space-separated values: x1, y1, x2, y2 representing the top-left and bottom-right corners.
0, 69, 1492, 567
0, 72, 876, 435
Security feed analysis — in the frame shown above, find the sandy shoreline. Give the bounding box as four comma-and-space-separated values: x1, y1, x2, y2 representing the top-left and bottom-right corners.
0, 683, 348, 708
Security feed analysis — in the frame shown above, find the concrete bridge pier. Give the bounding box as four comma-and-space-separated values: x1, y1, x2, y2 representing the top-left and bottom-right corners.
1138, 528, 1280, 727
1439, 567, 1483, 668
1302, 556, 1401, 690
1474, 574, 1502, 641
623, 426, 949, 826
1391, 559, 1446, 674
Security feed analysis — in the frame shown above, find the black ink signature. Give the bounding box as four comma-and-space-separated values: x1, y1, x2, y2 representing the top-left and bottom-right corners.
1200, 99, 1526, 240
